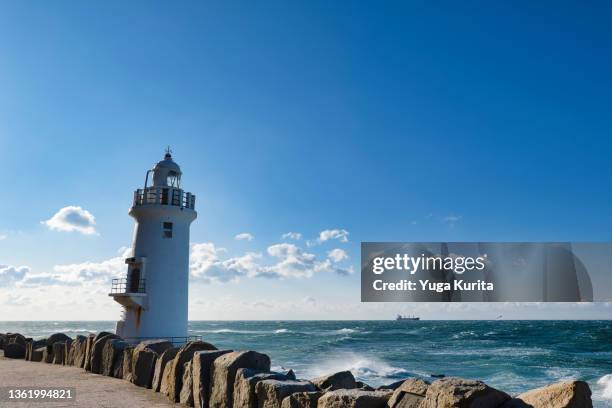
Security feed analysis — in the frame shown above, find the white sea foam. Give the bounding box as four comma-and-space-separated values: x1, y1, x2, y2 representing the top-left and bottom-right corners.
429, 346, 551, 357
451, 330, 476, 339
332, 328, 358, 334
303, 352, 410, 382
198, 328, 261, 334
597, 374, 612, 399
543, 368, 577, 382
274, 329, 291, 334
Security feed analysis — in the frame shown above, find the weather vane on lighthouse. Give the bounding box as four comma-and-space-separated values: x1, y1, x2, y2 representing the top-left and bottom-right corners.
109, 149, 197, 343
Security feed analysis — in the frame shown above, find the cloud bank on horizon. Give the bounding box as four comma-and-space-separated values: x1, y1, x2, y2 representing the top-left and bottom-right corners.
2, 204, 364, 318
2, 205, 611, 320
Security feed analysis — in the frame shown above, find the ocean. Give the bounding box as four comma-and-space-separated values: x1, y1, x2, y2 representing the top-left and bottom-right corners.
1, 320, 611, 407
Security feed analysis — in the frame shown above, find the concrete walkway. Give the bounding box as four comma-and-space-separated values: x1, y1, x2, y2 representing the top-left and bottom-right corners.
0, 353, 181, 408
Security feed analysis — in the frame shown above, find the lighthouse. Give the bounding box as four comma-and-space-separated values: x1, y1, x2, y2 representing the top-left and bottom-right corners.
110, 149, 196, 342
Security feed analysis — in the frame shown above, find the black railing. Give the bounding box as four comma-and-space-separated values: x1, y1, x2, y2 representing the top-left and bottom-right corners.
110, 278, 146, 294
122, 335, 202, 346
133, 187, 196, 209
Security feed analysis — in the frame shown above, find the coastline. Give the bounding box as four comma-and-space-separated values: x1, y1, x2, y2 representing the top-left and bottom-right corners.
0, 326, 603, 408
1, 321, 610, 398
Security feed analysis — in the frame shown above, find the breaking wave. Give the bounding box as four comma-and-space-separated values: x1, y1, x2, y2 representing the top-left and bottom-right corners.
597, 375, 612, 400
274, 329, 291, 334
303, 352, 410, 383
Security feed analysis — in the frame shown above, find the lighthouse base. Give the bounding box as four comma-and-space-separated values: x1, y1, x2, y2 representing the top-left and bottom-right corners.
115, 307, 144, 340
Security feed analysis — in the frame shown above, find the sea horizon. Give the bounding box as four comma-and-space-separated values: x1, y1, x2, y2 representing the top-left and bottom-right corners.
2, 318, 611, 322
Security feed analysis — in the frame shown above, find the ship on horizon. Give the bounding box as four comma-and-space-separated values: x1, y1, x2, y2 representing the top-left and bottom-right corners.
396, 314, 420, 321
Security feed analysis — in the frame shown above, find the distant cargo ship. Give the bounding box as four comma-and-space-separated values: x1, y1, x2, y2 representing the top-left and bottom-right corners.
396, 314, 420, 321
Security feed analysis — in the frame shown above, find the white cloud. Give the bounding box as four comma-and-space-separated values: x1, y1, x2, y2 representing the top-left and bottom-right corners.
314, 259, 353, 276
0, 265, 29, 286
190, 241, 353, 283
20, 247, 130, 287
219, 252, 262, 278
0, 234, 6, 240
190, 242, 226, 277
205, 252, 263, 283
190, 242, 263, 283
263, 243, 317, 279
328, 248, 348, 263
281, 232, 302, 240
308, 229, 349, 246
235, 233, 254, 241
43, 206, 97, 235
442, 215, 462, 227
53, 254, 126, 283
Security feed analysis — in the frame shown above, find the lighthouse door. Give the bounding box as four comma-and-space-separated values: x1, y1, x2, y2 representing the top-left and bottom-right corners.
129, 268, 141, 293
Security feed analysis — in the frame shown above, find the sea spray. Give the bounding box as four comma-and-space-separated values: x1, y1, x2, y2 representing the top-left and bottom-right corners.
598, 375, 612, 400
302, 352, 411, 383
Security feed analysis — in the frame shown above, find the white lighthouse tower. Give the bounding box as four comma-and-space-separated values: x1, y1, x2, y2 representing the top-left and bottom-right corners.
110, 149, 196, 342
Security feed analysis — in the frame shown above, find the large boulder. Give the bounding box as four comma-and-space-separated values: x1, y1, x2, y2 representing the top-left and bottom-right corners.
24, 339, 32, 361
62, 339, 73, 365
8, 333, 27, 347
256, 380, 316, 408
46, 333, 71, 355
387, 378, 429, 408
122, 346, 135, 382
131, 339, 174, 387
180, 360, 195, 406
280, 392, 322, 408
233, 368, 295, 408
132, 348, 158, 388
161, 341, 217, 402
90, 334, 120, 374
25, 339, 44, 361
31, 347, 45, 362
85, 331, 111, 371
210, 351, 271, 408
152, 347, 179, 392
420, 377, 510, 408
378, 380, 406, 391
0, 333, 6, 349
93, 331, 114, 343
83, 334, 95, 371
43, 347, 53, 363
4, 343, 26, 359
357, 382, 375, 392
505, 380, 592, 408
66, 337, 82, 365
71, 336, 88, 368
113, 351, 125, 378
317, 389, 392, 408
52, 342, 65, 364
34, 338, 47, 348
311, 371, 357, 391
193, 349, 232, 408
101, 339, 129, 377
137, 339, 174, 355
64, 339, 74, 365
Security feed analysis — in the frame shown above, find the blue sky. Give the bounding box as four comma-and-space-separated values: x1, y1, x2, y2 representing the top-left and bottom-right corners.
1, 1, 611, 319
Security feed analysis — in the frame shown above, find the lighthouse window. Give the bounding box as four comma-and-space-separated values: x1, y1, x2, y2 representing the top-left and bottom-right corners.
162, 222, 173, 238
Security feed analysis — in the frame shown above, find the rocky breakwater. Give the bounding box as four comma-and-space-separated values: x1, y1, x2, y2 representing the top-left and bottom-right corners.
0, 331, 594, 408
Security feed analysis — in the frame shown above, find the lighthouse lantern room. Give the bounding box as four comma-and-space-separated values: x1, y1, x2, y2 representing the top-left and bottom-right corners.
110, 149, 197, 343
